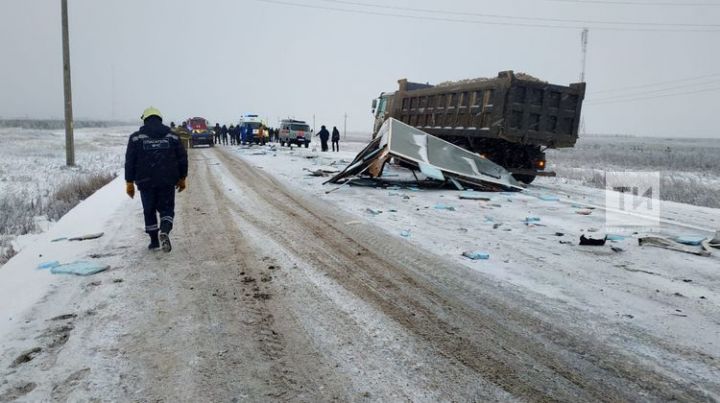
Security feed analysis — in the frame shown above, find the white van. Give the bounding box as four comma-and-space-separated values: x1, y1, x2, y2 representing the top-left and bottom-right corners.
279, 119, 311, 148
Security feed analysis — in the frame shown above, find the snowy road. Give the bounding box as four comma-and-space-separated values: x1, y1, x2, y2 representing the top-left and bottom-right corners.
1, 144, 719, 401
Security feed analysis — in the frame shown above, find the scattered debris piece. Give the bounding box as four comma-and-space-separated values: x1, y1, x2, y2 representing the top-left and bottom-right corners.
611, 246, 624, 253
525, 216, 541, 223
559, 240, 573, 245
463, 251, 490, 260
68, 232, 104, 241
459, 192, 492, 201
434, 203, 456, 211
538, 195, 559, 201
575, 210, 593, 216
37, 261, 60, 270
606, 234, 626, 242
365, 208, 382, 215
709, 230, 720, 248
493, 223, 502, 229
675, 235, 706, 246
419, 162, 445, 181
326, 118, 523, 191
638, 236, 711, 257
345, 220, 362, 226
51, 237, 67, 242
50, 261, 110, 276
580, 235, 607, 246
554, 232, 565, 237
400, 230, 411, 238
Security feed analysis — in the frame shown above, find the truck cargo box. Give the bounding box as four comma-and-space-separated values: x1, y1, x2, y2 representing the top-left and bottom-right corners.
378, 71, 585, 149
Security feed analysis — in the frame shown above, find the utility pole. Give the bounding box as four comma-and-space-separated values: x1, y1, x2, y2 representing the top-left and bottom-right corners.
580, 28, 589, 83
343, 113, 347, 140
579, 28, 589, 135
61, 0, 75, 166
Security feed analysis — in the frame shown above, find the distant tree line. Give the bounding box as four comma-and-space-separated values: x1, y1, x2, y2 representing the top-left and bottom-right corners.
0, 119, 132, 130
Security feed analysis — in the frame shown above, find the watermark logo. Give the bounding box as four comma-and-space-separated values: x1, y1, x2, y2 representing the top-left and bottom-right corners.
605, 171, 660, 232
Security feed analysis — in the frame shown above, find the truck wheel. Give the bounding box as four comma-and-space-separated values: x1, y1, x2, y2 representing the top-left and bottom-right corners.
512, 174, 536, 184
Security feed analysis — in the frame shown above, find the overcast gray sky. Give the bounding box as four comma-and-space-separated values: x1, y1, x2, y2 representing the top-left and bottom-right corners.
1, 0, 719, 137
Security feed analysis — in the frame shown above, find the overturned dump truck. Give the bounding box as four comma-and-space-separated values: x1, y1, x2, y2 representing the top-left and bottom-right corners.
371, 71, 586, 183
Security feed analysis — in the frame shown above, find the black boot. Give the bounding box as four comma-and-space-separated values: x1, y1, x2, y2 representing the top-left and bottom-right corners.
148, 231, 160, 250
159, 232, 172, 253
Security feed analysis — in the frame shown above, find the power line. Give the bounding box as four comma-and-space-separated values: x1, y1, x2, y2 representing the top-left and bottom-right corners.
547, 0, 720, 6
586, 85, 720, 105
589, 79, 720, 102
321, 0, 720, 28
256, 0, 720, 32
588, 73, 720, 94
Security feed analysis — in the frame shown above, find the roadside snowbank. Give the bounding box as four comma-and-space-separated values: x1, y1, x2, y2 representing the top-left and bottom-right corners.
0, 177, 127, 340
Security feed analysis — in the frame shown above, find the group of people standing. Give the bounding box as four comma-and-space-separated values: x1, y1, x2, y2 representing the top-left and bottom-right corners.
316, 125, 341, 152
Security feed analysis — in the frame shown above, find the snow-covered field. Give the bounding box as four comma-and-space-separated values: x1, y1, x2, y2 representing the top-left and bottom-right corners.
547, 135, 720, 208
0, 127, 131, 263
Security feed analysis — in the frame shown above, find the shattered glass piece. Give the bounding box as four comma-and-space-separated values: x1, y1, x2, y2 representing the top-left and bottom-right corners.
50, 261, 110, 276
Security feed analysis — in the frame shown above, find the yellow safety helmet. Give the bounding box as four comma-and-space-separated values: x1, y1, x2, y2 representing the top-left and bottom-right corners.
141, 106, 162, 121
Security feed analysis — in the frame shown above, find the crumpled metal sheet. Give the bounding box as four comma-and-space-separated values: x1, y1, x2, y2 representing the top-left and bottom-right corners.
327, 118, 523, 191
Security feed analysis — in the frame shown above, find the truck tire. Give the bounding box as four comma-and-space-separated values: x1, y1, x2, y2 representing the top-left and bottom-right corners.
512, 174, 536, 184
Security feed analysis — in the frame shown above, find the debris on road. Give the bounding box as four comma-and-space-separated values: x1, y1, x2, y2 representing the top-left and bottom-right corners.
576, 210, 593, 216
37, 261, 60, 270
433, 203, 456, 211
459, 192, 492, 201
606, 234, 626, 242
50, 261, 110, 276
463, 251, 490, 260
400, 230, 411, 238
639, 236, 711, 257
365, 208, 382, 215
326, 118, 523, 192
580, 235, 607, 246
68, 232, 104, 241
709, 230, 720, 248
674, 235, 706, 246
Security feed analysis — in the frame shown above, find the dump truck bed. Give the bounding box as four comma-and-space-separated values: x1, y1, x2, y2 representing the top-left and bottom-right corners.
389, 71, 585, 149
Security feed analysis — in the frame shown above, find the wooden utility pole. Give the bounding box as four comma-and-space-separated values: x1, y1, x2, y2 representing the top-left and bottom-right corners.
61, 0, 75, 166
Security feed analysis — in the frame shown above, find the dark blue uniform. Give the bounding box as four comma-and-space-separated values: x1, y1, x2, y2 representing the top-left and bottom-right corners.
125, 118, 188, 235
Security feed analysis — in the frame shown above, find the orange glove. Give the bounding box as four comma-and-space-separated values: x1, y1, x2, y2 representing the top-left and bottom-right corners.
126, 182, 135, 199
176, 177, 186, 192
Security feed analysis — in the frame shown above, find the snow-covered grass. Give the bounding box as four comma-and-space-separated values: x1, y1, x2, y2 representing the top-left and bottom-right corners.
547, 135, 720, 208
0, 127, 131, 265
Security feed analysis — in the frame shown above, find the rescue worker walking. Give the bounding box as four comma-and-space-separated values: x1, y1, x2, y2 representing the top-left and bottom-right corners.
125, 107, 188, 252
331, 126, 340, 152
318, 125, 330, 152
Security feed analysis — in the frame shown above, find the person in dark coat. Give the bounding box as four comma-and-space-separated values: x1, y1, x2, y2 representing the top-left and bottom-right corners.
125, 107, 188, 252
317, 125, 330, 152
221, 124, 228, 145
214, 123, 221, 144
229, 124, 236, 145
331, 126, 340, 152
